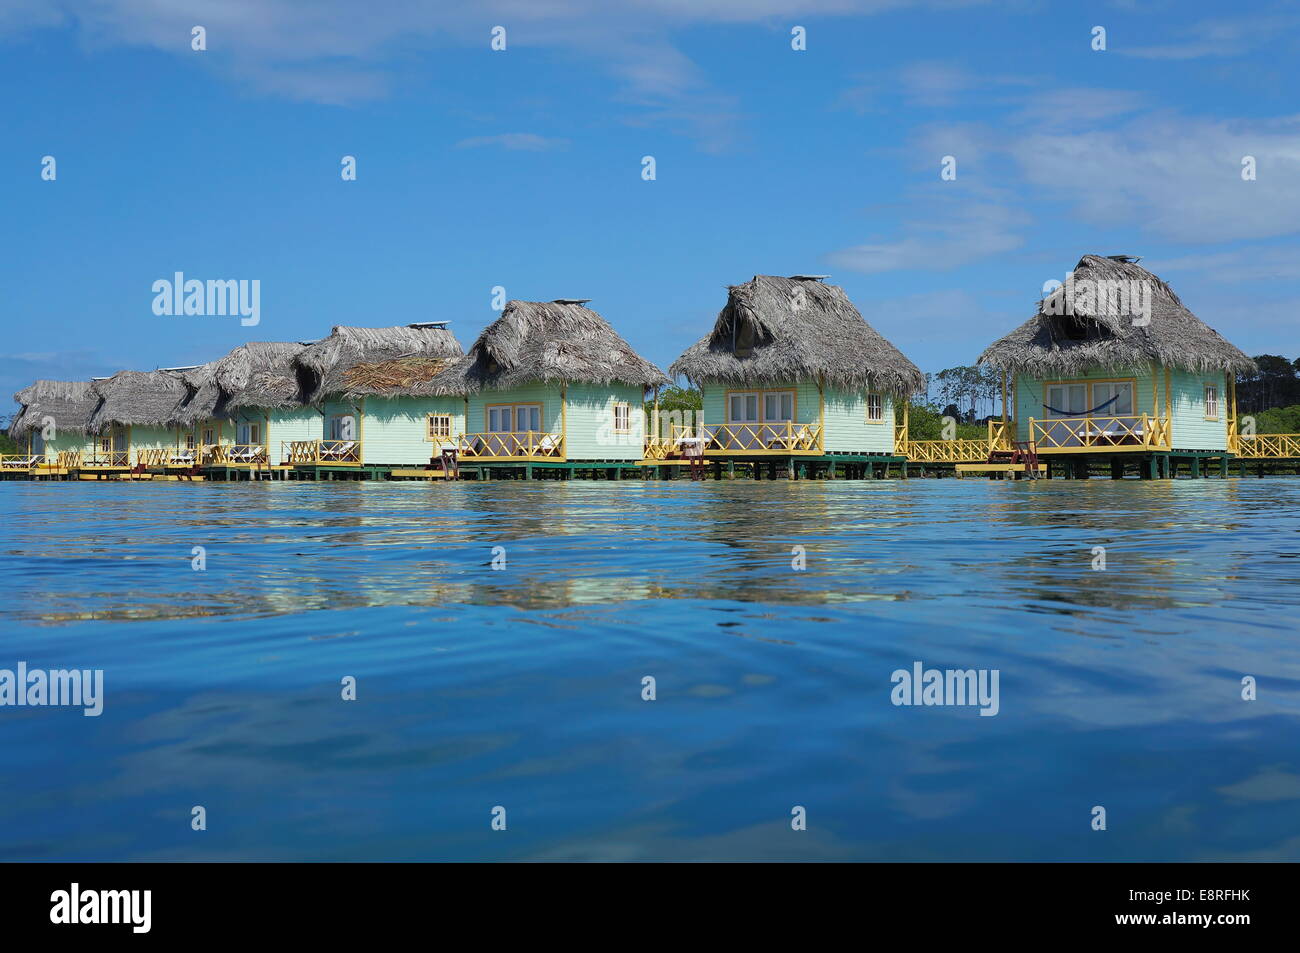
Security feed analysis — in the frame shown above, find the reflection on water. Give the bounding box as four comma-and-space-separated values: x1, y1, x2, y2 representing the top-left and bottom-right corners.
0, 479, 1297, 861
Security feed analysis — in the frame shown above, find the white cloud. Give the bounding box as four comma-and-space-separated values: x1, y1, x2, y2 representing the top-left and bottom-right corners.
827, 196, 1027, 274
454, 133, 570, 151
1122, 14, 1300, 60
1013, 115, 1300, 243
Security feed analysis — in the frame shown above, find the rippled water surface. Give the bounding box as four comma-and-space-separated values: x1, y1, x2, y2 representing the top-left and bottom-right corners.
1, 478, 1298, 861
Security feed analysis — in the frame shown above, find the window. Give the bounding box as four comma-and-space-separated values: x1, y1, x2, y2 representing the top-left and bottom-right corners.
184, 432, 196, 450
487, 403, 542, 433
1045, 380, 1136, 418
612, 402, 631, 433
1204, 384, 1219, 419
238, 422, 263, 445
728, 392, 760, 423
200, 427, 214, 445
1092, 381, 1133, 415
328, 415, 355, 440
427, 414, 452, 439
763, 391, 794, 422
866, 393, 884, 423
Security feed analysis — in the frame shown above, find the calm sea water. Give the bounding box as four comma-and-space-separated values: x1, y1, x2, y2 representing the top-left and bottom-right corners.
1, 478, 1297, 862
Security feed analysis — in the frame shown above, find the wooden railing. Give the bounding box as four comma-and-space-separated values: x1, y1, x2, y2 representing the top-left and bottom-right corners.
642, 436, 672, 460
135, 448, 170, 467
57, 450, 82, 468
904, 419, 1013, 463
658, 422, 823, 454
458, 432, 564, 460
1231, 433, 1300, 459
0, 453, 42, 469
1029, 414, 1170, 452
211, 444, 269, 466
83, 449, 131, 467
284, 440, 361, 465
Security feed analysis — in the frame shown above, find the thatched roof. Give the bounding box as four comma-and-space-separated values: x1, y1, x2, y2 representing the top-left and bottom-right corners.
431, 300, 670, 395
166, 362, 219, 426
10, 380, 102, 438
173, 342, 307, 423
87, 370, 189, 431
297, 325, 464, 401
979, 255, 1256, 377
669, 275, 926, 396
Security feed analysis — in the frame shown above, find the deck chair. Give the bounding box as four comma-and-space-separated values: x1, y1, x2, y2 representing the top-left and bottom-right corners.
537, 434, 561, 456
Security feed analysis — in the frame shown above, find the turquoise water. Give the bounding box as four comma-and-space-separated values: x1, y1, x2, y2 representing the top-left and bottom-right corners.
1, 478, 1297, 861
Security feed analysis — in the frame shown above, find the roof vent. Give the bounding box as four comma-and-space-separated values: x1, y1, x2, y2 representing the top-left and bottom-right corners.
297, 339, 321, 346
408, 321, 450, 329
1105, 255, 1141, 263
159, 365, 200, 373
788, 274, 830, 281
553, 298, 591, 305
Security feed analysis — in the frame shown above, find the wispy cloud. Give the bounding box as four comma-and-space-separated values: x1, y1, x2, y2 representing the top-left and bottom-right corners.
827, 193, 1027, 274
0, 0, 984, 150
1122, 14, 1300, 60
454, 133, 570, 151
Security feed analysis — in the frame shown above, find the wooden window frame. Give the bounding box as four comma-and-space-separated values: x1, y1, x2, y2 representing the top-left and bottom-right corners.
612, 402, 631, 434
426, 414, 452, 440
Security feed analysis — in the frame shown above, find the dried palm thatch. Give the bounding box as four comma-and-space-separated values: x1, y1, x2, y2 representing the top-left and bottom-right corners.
342, 356, 456, 395
173, 341, 308, 424
979, 255, 1256, 377
87, 370, 189, 431
431, 300, 670, 395
165, 362, 219, 426
297, 325, 464, 401
669, 275, 926, 396
10, 380, 102, 438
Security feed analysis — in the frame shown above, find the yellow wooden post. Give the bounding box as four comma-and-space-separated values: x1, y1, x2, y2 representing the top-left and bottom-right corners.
653, 386, 660, 448
817, 378, 825, 452
1164, 367, 1172, 448
901, 396, 910, 454
561, 384, 567, 458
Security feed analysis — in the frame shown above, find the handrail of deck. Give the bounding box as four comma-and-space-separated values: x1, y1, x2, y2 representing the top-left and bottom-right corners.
0, 453, 43, 469
82, 449, 131, 467
1231, 432, 1300, 459
211, 444, 269, 466
284, 439, 361, 465
458, 432, 565, 459
1029, 414, 1170, 451
661, 421, 823, 453
903, 419, 1013, 463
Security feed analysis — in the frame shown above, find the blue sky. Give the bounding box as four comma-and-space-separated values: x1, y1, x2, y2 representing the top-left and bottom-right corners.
3, 0, 1299, 412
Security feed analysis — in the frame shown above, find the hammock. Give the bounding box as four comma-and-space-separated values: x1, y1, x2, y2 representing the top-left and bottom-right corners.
1043, 394, 1119, 416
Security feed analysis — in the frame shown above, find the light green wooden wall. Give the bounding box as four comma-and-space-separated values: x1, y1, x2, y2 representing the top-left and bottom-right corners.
563, 382, 645, 460
258, 407, 322, 464
361, 395, 466, 465
700, 380, 895, 454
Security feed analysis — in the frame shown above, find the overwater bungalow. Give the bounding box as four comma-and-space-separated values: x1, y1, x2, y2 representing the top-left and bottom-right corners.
5, 380, 102, 472
293, 323, 465, 468
85, 370, 189, 471
668, 275, 925, 473
174, 341, 314, 469
430, 299, 670, 474
978, 255, 1257, 478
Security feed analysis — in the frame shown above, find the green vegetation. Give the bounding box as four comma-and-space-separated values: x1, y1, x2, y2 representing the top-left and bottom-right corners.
650, 385, 702, 413
1246, 404, 1300, 434
903, 401, 988, 441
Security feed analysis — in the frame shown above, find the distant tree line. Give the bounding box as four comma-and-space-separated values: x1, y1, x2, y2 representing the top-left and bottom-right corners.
1235, 355, 1300, 415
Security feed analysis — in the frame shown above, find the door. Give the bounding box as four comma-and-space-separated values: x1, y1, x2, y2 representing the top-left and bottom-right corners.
727, 391, 760, 448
